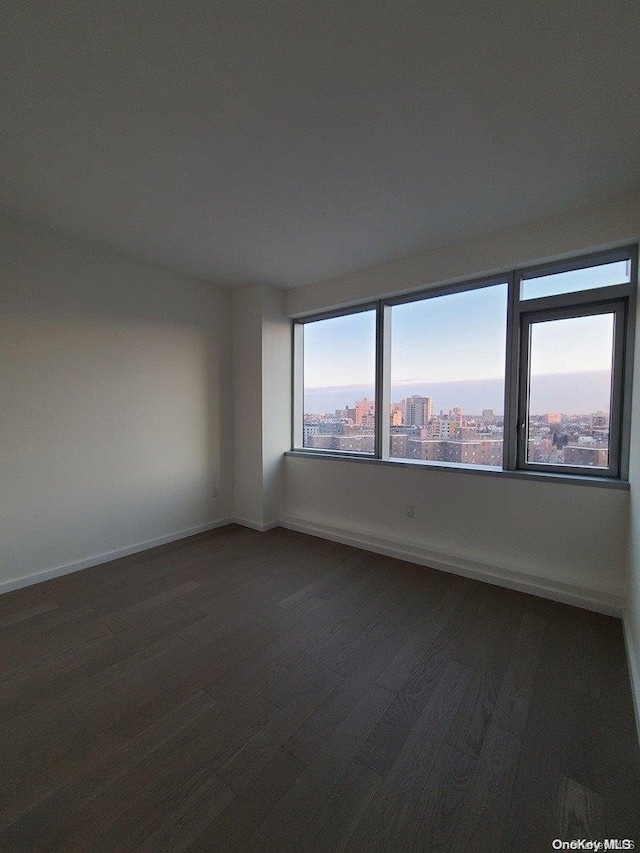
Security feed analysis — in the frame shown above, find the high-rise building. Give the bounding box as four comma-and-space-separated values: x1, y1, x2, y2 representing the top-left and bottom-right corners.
403, 395, 433, 427
353, 397, 374, 426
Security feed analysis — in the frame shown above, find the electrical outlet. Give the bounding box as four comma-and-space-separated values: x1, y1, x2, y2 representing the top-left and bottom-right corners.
406, 503, 415, 518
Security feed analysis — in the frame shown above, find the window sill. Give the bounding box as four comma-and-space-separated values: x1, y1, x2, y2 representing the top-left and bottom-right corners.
285, 450, 630, 490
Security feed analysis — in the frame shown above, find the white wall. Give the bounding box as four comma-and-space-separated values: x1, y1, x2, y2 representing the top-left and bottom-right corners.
231, 284, 291, 529
0, 214, 232, 590
232, 285, 265, 527
283, 457, 628, 612
282, 192, 640, 615
261, 285, 292, 526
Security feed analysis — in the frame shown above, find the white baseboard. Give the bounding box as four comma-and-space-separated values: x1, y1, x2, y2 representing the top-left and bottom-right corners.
230, 516, 280, 532
0, 518, 234, 595
3, 510, 625, 619
622, 611, 640, 747
279, 515, 624, 617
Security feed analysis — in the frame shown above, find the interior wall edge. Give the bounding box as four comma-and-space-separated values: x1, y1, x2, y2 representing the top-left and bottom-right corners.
279, 514, 625, 617
623, 609, 640, 747
0, 518, 233, 596
230, 517, 280, 532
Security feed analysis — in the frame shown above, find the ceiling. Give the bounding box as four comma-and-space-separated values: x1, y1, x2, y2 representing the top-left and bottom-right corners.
1, 0, 639, 289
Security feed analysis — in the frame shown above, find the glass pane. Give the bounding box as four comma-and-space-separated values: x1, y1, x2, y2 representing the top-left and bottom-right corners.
302, 310, 376, 453
388, 284, 507, 469
521, 260, 630, 301
525, 313, 614, 469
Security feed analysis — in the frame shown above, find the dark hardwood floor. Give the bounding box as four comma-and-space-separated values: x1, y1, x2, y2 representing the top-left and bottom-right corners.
1, 524, 638, 852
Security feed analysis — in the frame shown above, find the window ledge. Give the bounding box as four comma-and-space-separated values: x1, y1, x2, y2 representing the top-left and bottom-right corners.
284, 450, 630, 490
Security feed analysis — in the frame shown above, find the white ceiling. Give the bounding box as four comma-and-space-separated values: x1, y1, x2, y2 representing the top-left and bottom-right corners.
1, 0, 639, 289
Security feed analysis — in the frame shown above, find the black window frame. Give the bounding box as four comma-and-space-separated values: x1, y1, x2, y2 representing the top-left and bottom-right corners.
292, 245, 637, 483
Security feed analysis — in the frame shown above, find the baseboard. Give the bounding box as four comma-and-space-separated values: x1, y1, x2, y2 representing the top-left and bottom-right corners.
5, 510, 623, 617
622, 611, 640, 747
279, 515, 624, 617
0, 518, 234, 595
230, 516, 280, 532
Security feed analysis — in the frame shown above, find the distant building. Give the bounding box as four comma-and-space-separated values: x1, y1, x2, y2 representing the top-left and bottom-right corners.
390, 404, 404, 426
426, 418, 458, 439
591, 411, 608, 429
306, 435, 337, 450
306, 433, 375, 453
458, 426, 479, 441
303, 424, 319, 444
551, 431, 569, 449
403, 395, 433, 427
353, 397, 374, 426
406, 438, 503, 465
334, 408, 352, 420
563, 445, 609, 467
390, 434, 408, 457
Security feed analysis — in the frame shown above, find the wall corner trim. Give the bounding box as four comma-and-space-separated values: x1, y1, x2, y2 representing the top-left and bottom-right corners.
0, 518, 234, 595
279, 514, 625, 617
622, 610, 640, 748
230, 517, 280, 532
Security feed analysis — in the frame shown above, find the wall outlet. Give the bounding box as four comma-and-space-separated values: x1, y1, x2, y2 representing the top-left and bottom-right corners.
406, 503, 415, 518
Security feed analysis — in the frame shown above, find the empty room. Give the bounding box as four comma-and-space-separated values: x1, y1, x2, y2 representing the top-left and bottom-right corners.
1, 1, 640, 851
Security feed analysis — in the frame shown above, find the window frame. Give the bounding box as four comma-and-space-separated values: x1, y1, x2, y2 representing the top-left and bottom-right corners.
292, 302, 380, 458
292, 245, 637, 483
516, 299, 626, 478
382, 274, 511, 468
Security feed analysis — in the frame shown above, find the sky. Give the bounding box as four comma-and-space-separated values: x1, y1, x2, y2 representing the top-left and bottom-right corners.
390, 284, 507, 384
521, 259, 629, 300
302, 284, 508, 390
302, 260, 626, 393
529, 313, 614, 377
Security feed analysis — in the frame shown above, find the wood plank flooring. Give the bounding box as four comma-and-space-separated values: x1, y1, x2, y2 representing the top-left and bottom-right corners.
0, 524, 638, 852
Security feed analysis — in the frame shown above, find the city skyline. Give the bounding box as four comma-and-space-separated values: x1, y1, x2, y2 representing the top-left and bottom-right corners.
303, 368, 612, 416
302, 388, 610, 470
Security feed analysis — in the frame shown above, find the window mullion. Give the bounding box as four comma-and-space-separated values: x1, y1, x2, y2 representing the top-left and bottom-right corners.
503, 271, 519, 471
608, 301, 627, 477
516, 314, 532, 470
377, 303, 391, 460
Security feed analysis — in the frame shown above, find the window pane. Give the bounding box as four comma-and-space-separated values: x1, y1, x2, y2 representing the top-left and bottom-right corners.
520, 260, 630, 301
525, 313, 614, 469
388, 284, 508, 468
301, 310, 376, 453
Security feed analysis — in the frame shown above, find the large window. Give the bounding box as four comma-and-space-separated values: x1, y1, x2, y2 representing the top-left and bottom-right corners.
293, 247, 636, 481
296, 307, 377, 455
388, 282, 508, 469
